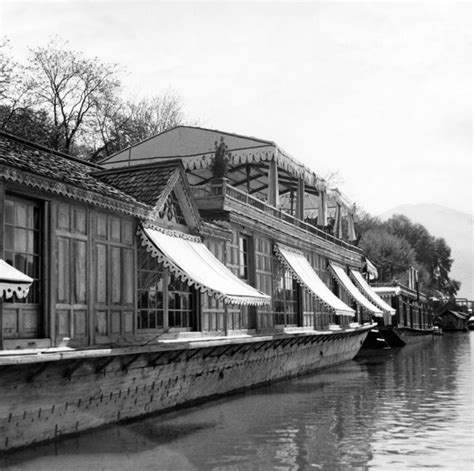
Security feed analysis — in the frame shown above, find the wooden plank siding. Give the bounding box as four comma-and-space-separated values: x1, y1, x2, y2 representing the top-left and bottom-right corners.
92, 211, 136, 345
0, 183, 363, 348
55, 202, 89, 346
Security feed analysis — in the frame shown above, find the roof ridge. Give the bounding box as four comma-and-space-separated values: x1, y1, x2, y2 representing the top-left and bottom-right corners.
99, 125, 277, 163
93, 159, 183, 177
0, 131, 102, 169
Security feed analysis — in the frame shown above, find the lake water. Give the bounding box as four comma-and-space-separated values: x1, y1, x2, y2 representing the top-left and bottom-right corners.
2, 332, 473, 470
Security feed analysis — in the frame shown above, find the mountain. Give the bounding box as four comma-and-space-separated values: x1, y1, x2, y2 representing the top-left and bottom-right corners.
380, 203, 473, 299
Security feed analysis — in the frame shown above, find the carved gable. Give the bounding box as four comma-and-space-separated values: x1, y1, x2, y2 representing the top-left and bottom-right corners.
96, 161, 202, 233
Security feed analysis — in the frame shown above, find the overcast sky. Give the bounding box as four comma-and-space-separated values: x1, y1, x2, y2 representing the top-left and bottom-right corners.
1, 1, 472, 216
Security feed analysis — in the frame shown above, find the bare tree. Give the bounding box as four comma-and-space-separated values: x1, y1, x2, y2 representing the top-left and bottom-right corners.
90, 91, 190, 161
2, 37, 196, 160
26, 38, 121, 153
0, 38, 35, 130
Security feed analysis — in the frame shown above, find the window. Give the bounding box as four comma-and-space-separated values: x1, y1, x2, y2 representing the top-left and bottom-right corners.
137, 245, 195, 331
4, 196, 41, 303
3, 195, 43, 339
238, 234, 250, 279
168, 277, 194, 328
137, 246, 165, 330
274, 267, 299, 326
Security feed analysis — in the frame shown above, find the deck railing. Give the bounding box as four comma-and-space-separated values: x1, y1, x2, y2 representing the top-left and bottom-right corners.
191, 179, 363, 255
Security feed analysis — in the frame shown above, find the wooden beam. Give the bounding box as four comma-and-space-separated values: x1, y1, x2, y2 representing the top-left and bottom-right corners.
186, 349, 201, 361
95, 357, 115, 374
249, 183, 270, 195
121, 353, 141, 371
147, 351, 167, 367
27, 363, 49, 382
64, 359, 86, 379
232, 172, 267, 188
296, 178, 305, 220
267, 158, 279, 206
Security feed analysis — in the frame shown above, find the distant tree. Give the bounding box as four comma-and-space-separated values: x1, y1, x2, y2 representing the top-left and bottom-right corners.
25, 38, 121, 154
1, 37, 196, 161
0, 38, 36, 131
355, 212, 460, 297
90, 92, 188, 161
354, 209, 384, 243
0, 105, 55, 147
385, 215, 460, 296
359, 228, 416, 282
0, 38, 13, 102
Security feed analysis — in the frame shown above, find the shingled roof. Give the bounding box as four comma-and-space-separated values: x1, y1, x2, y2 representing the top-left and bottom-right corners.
0, 131, 149, 215
95, 161, 181, 206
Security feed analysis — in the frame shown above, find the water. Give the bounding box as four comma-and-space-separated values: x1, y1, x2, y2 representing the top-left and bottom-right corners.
2, 333, 473, 470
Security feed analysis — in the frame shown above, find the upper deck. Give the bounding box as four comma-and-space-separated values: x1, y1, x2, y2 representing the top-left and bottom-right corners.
100, 126, 362, 263
192, 178, 363, 261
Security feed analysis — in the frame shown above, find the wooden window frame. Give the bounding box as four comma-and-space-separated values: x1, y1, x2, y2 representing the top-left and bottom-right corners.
1, 189, 50, 344
136, 244, 198, 333
274, 265, 301, 327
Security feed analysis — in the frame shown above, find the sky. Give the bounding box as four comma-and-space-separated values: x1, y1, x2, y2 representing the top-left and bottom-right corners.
0, 1, 472, 216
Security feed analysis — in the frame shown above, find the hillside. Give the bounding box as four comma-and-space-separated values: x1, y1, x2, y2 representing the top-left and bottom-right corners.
380, 204, 473, 299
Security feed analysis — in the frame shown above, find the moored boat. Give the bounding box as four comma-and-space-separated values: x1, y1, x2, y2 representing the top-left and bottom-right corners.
372, 284, 435, 346
467, 317, 474, 330
0, 128, 376, 451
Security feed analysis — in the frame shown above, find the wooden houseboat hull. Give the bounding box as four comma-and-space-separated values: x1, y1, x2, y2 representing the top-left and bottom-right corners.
0, 326, 371, 451
356, 328, 392, 357
391, 327, 433, 345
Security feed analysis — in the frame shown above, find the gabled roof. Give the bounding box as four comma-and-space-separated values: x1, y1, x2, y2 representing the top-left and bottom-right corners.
0, 131, 148, 216
95, 161, 181, 206
439, 310, 469, 320
95, 161, 202, 232
100, 125, 326, 190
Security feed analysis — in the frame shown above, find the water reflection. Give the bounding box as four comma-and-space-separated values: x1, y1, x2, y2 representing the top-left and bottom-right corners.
2, 333, 473, 470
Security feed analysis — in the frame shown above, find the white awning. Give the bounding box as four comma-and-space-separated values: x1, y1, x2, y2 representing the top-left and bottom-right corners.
364, 258, 379, 280
274, 244, 354, 316
329, 263, 383, 317
349, 270, 396, 316
0, 259, 33, 300
139, 226, 270, 306
373, 286, 401, 297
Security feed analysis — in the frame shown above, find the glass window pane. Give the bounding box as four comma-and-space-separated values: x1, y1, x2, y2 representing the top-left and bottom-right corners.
156, 310, 164, 328
15, 229, 28, 252
16, 203, 27, 227
140, 310, 149, 329
14, 253, 27, 273
26, 255, 37, 278
4, 226, 14, 250
156, 291, 163, 309
4, 251, 13, 267
149, 312, 156, 329
5, 200, 14, 225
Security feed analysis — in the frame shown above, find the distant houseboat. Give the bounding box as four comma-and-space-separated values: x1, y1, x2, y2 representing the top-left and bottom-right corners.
436, 304, 470, 331
0, 127, 376, 451
372, 284, 434, 345
468, 317, 474, 330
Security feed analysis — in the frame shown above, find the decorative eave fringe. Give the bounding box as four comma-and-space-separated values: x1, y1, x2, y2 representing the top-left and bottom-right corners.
349, 273, 396, 316
180, 147, 326, 190
329, 266, 383, 318
0, 282, 31, 300
274, 244, 354, 317
138, 227, 271, 307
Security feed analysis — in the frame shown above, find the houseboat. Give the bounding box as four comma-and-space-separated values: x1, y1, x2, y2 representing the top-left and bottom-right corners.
372, 283, 434, 345
0, 127, 375, 451
435, 303, 470, 331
